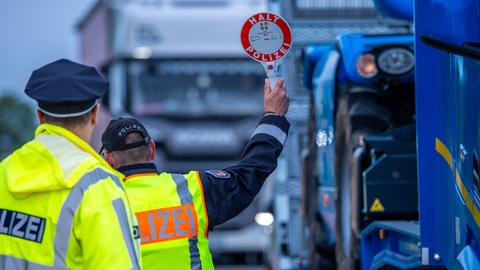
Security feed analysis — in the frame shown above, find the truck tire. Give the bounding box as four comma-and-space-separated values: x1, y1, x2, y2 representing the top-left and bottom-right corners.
334, 93, 391, 270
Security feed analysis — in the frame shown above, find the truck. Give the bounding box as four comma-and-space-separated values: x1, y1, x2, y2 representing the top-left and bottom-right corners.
362, 1, 480, 268
300, 0, 480, 269
268, 1, 411, 269
78, 0, 275, 267
302, 8, 415, 270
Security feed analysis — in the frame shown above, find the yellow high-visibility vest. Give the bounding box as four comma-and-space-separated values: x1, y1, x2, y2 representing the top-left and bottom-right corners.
124, 171, 214, 269
0, 124, 141, 269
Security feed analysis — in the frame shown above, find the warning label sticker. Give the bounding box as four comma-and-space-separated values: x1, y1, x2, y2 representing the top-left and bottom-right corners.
370, 198, 385, 212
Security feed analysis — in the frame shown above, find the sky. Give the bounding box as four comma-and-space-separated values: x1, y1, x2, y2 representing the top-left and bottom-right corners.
0, 0, 97, 97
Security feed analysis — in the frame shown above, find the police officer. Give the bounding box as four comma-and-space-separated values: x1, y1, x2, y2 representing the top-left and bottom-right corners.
100, 78, 290, 269
0, 59, 140, 269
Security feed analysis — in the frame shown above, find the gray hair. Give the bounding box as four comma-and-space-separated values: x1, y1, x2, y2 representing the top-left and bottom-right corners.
111, 132, 151, 167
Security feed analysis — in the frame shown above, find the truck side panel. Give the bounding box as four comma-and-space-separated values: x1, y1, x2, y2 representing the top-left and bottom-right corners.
416, 0, 480, 268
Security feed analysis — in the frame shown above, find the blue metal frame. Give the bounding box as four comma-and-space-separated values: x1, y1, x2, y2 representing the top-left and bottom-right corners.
361, 221, 421, 270
304, 44, 338, 246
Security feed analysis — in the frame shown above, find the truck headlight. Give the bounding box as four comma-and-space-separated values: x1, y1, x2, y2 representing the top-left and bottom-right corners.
377, 48, 414, 75
133, 47, 152, 59
255, 212, 274, 226
356, 53, 378, 78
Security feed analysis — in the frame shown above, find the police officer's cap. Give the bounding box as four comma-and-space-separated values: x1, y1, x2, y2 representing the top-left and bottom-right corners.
101, 118, 151, 152
25, 59, 107, 118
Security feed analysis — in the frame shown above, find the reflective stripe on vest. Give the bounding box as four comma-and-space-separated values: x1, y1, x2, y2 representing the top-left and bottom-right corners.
172, 174, 202, 270
129, 171, 213, 270
0, 255, 52, 270
112, 198, 141, 270
0, 168, 139, 270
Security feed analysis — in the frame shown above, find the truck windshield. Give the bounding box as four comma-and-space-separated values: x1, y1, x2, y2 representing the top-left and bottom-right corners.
128, 60, 265, 116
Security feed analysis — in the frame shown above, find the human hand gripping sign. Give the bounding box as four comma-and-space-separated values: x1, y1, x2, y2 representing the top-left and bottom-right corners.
264, 78, 289, 116
241, 12, 292, 87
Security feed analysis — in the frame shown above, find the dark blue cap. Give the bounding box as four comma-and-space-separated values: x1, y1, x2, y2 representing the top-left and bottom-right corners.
25, 59, 107, 117
101, 118, 151, 152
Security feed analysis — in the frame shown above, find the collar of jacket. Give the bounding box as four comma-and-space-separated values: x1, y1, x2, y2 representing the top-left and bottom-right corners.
117, 163, 159, 180
35, 123, 124, 180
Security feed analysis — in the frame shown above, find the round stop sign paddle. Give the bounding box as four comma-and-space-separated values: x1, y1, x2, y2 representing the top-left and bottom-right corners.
241, 12, 292, 87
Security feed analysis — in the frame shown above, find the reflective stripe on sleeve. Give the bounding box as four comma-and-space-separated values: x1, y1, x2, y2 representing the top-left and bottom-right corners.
0, 168, 137, 269
112, 199, 141, 270
172, 174, 202, 270
53, 168, 136, 268
251, 124, 287, 146
53, 168, 103, 267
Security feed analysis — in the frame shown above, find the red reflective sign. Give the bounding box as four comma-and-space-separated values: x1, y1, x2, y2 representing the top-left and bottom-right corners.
241, 12, 292, 63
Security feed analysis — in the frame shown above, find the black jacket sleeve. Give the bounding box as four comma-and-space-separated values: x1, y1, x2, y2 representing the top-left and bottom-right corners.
198, 115, 290, 228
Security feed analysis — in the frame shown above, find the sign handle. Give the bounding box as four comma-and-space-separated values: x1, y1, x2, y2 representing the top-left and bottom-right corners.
263, 62, 280, 89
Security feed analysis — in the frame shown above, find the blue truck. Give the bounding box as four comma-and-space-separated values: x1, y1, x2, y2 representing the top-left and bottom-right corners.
301, 0, 480, 269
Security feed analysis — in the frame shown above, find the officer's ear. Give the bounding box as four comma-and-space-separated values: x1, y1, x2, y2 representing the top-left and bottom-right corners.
90, 103, 100, 125
36, 110, 46, 124
103, 151, 118, 168
149, 140, 156, 162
